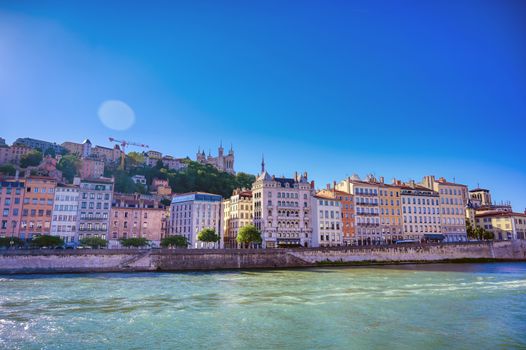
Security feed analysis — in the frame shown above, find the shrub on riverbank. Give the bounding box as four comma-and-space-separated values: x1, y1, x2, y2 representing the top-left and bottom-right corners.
120, 237, 150, 248
31, 235, 64, 248
161, 236, 189, 248
80, 237, 108, 249
0, 237, 24, 248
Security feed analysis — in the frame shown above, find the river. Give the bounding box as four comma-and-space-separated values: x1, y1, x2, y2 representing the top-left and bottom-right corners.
1, 263, 525, 349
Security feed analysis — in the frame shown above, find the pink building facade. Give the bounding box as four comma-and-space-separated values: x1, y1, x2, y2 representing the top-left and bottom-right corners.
80, 158, 104, 179
110, 194, 166, 245
0, 177, 25, 238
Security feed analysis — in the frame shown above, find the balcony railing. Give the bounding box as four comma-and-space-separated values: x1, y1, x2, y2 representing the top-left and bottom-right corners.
355, 202, 378, 206
356, 212, 379, 216
79, 228, 108, 232
355, 192, 377, 197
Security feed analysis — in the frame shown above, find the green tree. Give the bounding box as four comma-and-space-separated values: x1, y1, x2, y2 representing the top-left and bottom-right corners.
0, 164, 16, 176
43, 147, 56, 157
57, 155, 80, 183
482, 228, 494, 240
475, 226, 494, 240
197, 228, 220, 248
113, 170, 138, 193
100, 158, 256, 199
0, 237, 24, 248
235, 172, 256, 189
467, 221, 494, 241
120, 237, 150, 248
31, 235, 64, 248
466, 220, 476, 240
80, 237, 108, 248
127, 152, 145, 168
160, 235, 188, 248
168, 161, 256, 198
236, 224, 262, 248
20, 150, 43, 168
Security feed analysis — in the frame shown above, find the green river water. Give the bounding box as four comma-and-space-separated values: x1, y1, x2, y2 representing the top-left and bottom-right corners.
1, 263, 525, 349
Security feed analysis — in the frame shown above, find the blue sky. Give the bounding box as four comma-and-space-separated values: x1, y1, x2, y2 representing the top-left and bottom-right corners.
1, 0, 525, 210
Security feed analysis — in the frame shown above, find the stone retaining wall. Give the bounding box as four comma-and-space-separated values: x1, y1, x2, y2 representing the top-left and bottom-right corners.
0, 240, 524, 274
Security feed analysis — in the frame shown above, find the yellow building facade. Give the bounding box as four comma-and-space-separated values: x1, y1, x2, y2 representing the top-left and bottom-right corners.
222, 189, 253, 248
378, 182, 403, 243
475, 211, 526, 240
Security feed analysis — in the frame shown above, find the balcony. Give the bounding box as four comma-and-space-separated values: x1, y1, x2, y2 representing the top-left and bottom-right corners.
355, 202, 378, 206
79, 227, 108, 232
80, 217, 108, 221
355, 192, 377, 197
356, 212, 379, 216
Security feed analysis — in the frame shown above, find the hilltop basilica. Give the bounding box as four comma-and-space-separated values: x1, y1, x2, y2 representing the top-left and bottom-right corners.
196, 143, 235, 175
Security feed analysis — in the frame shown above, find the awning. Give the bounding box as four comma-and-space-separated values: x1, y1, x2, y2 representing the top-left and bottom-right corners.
424, 234, 445, 240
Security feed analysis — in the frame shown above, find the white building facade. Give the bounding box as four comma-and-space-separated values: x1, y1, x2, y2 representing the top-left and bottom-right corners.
252, 162, 313, 248
50, 185, 79, 245
170, 192, 222, 248
312, 194, 343, 247
77, 177, 114, 242
400, 184, 441, 241
422, 176, 468, 242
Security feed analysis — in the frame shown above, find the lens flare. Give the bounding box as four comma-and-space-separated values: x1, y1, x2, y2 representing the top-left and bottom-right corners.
98, 100, 135, 130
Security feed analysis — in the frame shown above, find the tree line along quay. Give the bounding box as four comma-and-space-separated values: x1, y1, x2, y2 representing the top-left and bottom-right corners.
0, 136, 525, 252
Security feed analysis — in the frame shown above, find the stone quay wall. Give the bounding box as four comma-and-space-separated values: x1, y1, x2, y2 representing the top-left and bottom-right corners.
0, 240, 524, 274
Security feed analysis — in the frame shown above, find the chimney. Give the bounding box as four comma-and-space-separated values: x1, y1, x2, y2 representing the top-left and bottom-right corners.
333, 180, 337, 189
326, 184, 330, 190
310, 180, 315, 189
379, 176, 384, 184
409, 180, 415, 188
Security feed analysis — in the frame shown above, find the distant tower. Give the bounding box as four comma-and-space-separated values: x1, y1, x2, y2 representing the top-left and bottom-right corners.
82, 139, 92, 158
195, 143, 235, 174
218, 140, 224, 157
196, 147, 206, 162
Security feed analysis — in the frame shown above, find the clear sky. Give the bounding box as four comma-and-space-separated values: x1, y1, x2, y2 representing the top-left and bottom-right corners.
1, 0, 525, 210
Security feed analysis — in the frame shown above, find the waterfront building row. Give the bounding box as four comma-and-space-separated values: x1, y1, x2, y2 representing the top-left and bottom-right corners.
168, 165, 480, 249
1, 164, 522, 249
0, 175, 167, 246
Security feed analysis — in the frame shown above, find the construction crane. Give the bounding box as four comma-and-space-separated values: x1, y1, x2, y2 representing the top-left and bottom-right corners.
108, 137, 149, 170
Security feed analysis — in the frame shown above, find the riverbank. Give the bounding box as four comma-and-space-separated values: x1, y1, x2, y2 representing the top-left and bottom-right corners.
0, 240, 525, 274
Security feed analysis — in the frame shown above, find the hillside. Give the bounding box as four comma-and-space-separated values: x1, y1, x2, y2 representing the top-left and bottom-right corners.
105, 159, 255, 198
